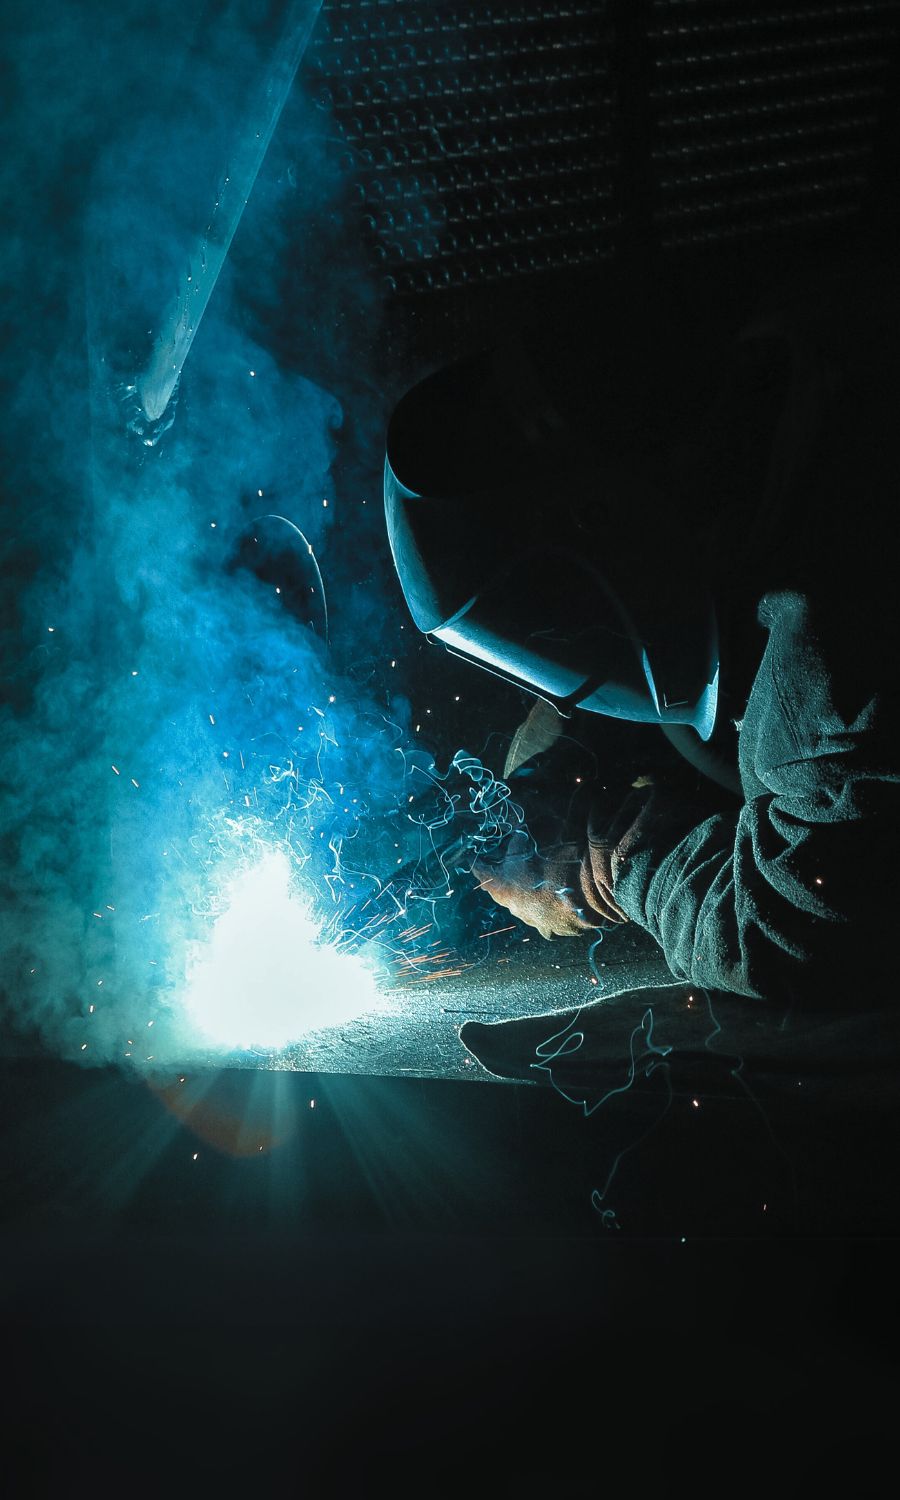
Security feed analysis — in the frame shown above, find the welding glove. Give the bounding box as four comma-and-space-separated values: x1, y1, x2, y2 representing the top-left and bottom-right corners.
474, 832, 609, 939
473, 804, 638, 938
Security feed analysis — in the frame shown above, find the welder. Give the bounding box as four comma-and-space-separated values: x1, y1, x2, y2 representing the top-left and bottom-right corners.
384, 261, 900, 1024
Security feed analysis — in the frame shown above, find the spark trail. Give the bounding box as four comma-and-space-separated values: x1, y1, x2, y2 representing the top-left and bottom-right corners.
111, 712, 527, 1061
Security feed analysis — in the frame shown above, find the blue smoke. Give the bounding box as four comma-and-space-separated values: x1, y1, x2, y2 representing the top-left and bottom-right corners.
1, 0, 516, 1067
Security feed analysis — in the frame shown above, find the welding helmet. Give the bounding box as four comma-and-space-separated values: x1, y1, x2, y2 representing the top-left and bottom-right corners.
384, 336, 720, 740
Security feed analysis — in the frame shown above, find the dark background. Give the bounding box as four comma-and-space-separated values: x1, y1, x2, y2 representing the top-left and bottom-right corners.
3, 0, 900, 1487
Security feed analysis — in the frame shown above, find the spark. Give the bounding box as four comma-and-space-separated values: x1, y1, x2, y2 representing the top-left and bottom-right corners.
111, 765, 120, 776
399, 923, 432, 942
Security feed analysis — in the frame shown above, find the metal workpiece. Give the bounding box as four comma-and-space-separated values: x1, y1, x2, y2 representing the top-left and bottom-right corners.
176, 918, 678, 1081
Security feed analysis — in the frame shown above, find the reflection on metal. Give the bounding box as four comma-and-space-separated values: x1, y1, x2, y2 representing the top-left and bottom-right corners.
183, 922, 677, 1082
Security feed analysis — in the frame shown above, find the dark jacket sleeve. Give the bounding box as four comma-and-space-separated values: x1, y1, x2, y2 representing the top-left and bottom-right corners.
612, 592, 899, 1004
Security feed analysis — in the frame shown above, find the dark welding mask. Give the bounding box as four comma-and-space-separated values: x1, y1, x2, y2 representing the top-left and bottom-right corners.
384, 343, 720, 740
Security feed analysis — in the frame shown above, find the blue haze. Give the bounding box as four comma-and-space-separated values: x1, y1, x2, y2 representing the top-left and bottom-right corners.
0, 1, 435, 1065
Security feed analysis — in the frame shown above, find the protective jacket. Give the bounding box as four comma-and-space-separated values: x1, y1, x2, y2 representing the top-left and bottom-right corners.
611, 264, 900, 1013
607, 587, 898, 1009
468, 260, 900, 1103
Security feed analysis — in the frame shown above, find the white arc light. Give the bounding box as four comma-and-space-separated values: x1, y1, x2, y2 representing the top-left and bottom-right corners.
184, 851, 378, 1049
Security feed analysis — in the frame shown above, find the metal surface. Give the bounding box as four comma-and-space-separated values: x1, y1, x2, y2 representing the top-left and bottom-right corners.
306, 0, 898, 307
182, 919, 677, 1080
308, 0, 619, 298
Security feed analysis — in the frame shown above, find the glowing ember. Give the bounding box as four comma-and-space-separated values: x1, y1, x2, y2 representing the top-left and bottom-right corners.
183, 850, 379, 1050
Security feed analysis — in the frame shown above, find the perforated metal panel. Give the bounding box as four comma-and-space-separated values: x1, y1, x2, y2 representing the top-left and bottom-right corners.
304, 0, 899, 304
308, 0, 620, 296
649, 0, 899, 247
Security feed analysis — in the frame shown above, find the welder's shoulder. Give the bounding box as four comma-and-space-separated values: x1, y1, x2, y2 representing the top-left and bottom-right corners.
740, 589, 899, 810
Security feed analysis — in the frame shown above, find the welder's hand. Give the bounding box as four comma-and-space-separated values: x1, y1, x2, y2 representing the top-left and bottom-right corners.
473, 831, 627, 940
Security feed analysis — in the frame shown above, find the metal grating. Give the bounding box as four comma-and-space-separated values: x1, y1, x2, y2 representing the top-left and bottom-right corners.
301, 0, 899, 303
649, 0, 900, 248
307, 0, 619, 296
